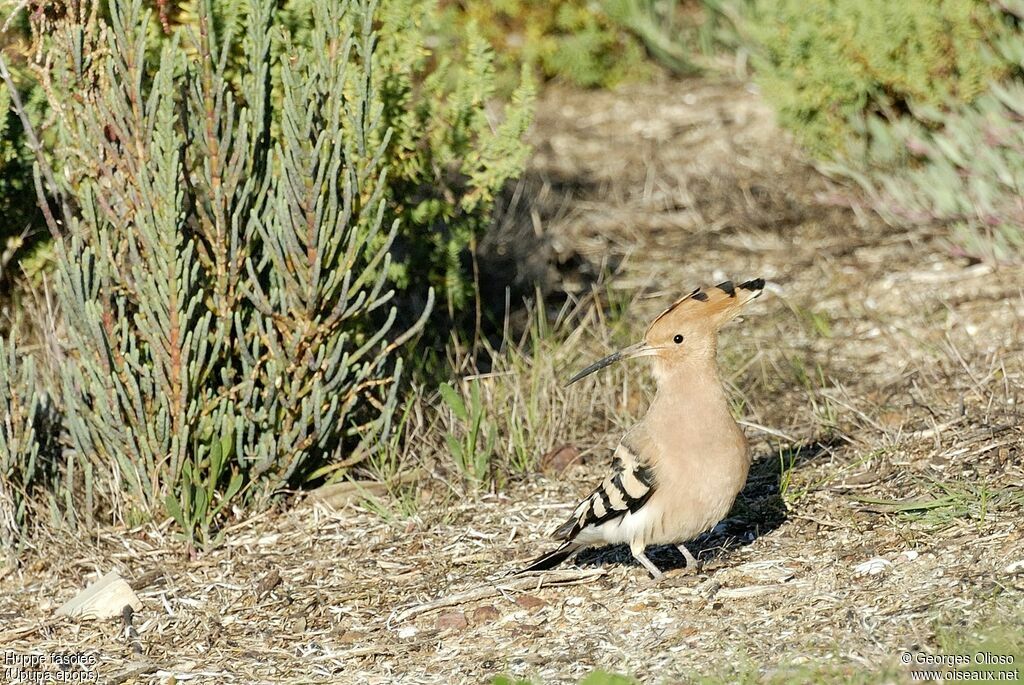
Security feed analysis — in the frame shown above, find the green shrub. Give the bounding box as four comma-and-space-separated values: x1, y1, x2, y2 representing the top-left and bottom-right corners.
441, 0, 652, 88
850, 80, 1024, 261
0, 61, 47, 287
743, 0, 1024, 260
747, 0, 1013, 158
34, 0, 531, 548
0, 335, 58, 550
407, 1, 748, 90
606, 0, 751, 76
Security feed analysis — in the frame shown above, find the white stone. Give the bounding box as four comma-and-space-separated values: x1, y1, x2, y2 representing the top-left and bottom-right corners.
55, 570, 142, 621
853, 557, 891, 576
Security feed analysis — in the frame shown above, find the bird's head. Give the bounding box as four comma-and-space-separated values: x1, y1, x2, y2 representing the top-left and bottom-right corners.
567, 279, 765, 385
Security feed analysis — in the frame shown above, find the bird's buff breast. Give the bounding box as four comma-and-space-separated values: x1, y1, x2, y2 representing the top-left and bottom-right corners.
654, 452, 749, 545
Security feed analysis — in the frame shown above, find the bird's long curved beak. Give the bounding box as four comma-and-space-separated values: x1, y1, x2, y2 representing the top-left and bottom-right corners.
566, 341, 657, 386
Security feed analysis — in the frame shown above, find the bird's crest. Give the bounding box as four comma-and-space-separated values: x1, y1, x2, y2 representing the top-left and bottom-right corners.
646, 278, 764, 335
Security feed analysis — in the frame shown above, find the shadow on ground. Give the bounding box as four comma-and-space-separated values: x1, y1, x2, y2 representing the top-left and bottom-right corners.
476, 169, 610, 332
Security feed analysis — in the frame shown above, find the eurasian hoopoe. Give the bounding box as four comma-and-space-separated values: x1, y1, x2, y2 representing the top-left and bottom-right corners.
519, 279, 765, 579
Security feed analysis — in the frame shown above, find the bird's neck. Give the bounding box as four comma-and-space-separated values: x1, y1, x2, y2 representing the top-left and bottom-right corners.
649, 357, 735, 428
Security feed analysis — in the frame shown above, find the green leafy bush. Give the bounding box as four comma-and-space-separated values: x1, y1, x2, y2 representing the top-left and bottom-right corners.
33, 0, 531, 547
441, 0, 652, 88
747, 0, 1013, 158
441, 1, 746, 89
741, 0, 1024, 260
829, 10, 1024, 261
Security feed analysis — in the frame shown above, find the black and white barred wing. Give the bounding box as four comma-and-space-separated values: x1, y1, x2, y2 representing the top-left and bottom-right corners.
514, 432, 658, 575
552, 440, 656, 541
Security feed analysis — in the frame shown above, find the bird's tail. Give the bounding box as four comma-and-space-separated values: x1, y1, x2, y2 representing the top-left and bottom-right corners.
514, 540, 581, 575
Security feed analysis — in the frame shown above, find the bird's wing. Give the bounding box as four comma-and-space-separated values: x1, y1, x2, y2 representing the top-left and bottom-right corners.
552, 433, 657, 541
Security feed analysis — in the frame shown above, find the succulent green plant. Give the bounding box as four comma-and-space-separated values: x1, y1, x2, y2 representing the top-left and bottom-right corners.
30, 0, 531, 547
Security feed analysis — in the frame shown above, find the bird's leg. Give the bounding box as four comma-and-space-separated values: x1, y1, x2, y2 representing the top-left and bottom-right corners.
631, 548, 664, 580
677, 543, 700, 572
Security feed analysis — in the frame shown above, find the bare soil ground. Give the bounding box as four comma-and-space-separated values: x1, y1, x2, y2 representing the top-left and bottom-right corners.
2, 78, 1023, 684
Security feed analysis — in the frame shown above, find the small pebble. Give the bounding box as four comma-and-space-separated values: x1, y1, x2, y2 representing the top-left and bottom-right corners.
436, 611, 468, 631
515, 595, 546, 610
471, 605, 500, 624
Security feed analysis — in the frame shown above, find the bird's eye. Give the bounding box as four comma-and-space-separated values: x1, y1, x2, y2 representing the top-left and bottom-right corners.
673, 334, 684, 344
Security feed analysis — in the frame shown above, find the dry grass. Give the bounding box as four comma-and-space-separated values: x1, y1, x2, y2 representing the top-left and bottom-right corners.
356, 284, 652, 513
1, 77, 1023, 684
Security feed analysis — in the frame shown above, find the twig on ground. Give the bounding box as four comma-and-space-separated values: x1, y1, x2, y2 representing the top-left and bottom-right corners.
387, 568, 608, 626
901, 416, 965, 442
